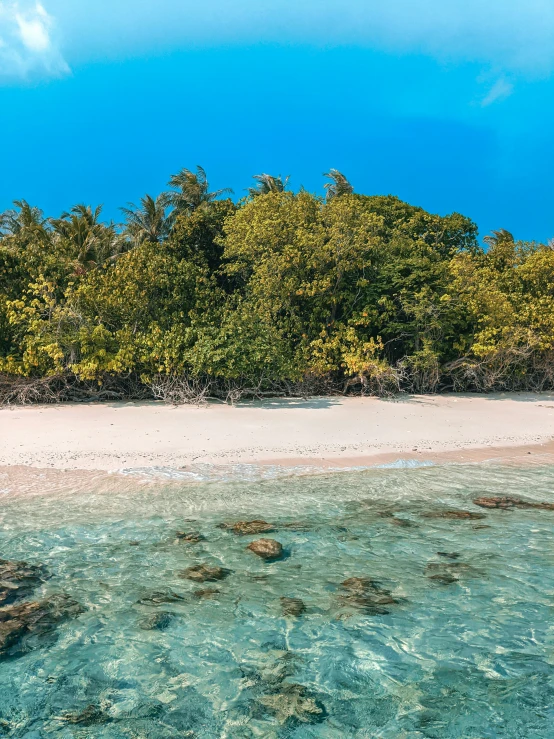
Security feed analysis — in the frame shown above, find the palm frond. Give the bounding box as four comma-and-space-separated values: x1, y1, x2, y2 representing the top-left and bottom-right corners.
167, 166, 233, 212
323, 169, 354, 201
248, 174, 290, 197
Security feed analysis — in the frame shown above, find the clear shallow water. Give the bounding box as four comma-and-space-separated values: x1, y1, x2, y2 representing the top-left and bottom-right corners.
1, 463, 554, 738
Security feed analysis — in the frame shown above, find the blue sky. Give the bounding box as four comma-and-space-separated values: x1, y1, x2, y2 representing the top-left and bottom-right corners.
1, 1, 554, 242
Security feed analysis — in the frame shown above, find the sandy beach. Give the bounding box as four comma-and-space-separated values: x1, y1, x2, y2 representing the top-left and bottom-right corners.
2, 393, 554, 472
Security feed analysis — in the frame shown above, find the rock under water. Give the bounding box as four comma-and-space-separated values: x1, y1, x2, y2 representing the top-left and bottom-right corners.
222, 520, 276, 535
175, 531, 206, 544
139, 611, 174, 630
338, 577, 398, 615
0, 559, 48, 607
424, 510, 486, 520
473, 496, 554, 510
193, 588, 221, 599
247, 538, 284, 561
425, 560, 479, 586
280, 597, 306, 617
137, 589, 186, 605
0, 594, 84, 659
58, 704, 109, 726
257, 683, 326, 725
181, 564, 231, 582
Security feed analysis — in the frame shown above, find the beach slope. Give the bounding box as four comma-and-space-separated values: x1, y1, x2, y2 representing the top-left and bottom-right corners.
1, 394, 554, 471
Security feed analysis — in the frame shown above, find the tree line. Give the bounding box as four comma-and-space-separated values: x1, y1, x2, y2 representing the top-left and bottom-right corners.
1, 167, 553, 403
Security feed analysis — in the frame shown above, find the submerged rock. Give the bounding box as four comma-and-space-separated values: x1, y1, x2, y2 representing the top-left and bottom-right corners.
193, 588, 221, 599
427, 570, 459, 585
139, 611, 173, 631
58, 704, 109, 726
258, 683, 325, 725
280, 597, 306, 617
473, 496, 554, 510
376, 511, 414, 527
137, 590, 186, 605
424, 510, 486, 520
250, 574, 270, 583
281, 521, 312, 531
181, 564, 230, 582
0, 594, 84, 658
221, 520, 275, 535
341, 577, 380, 593
0, 559, 48, 607
425, 560, 477, 586
391, 517, 413, 528
338, 577, 397, 615
175, 531, 206, 544
247, 539, 283, 561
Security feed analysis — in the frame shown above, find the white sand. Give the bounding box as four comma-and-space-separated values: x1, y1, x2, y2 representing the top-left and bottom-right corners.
2, 394, 554, 471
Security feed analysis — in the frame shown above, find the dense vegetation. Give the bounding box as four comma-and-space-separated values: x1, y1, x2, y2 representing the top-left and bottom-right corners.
1, 167, 553, 403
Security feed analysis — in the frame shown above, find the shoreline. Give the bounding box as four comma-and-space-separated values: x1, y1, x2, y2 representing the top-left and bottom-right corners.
2, 440, 554, 503
256, 438, 554, 469
1, 393, 554, 473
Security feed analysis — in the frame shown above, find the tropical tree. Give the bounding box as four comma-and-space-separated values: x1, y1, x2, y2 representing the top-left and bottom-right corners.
6, 162, 554, 399
0, 200, 48, 237
323, 169, 354, 201
248, 173, 290, 197
0, 200, 60, 292
51, 204, 124, 271
483, 228, 516, 270
121, 194, 173, 245
483, 228, 514, 248
166, 166, 232, 214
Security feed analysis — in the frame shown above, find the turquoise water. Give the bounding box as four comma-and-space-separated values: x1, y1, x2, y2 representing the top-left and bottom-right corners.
1, 463, 554, 738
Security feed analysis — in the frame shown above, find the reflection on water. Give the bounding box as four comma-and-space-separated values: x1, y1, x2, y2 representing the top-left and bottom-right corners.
0, 463, 553, 737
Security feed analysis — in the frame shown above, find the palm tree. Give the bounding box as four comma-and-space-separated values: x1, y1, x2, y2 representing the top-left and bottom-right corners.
51, 204, 123, 271
483, 229, 514, 247
166, 166, 233, 213
0, 200, 48, 237
121, 194, 173, 245
323, 169, 353, 201
248, 174, 290, 197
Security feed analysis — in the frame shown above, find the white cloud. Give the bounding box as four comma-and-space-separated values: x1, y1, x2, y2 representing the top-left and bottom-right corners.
17, 3, 51, 52
45, 0, 554, 75
4, 1, 553, 81
0, 1, 69, 81
482, 79, 514, 107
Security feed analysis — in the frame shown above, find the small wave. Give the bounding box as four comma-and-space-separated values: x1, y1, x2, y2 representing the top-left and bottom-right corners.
114, 459, 435, 483
115, 463, 331, 482
374, 459, 435, 469
115, 466, 205, 481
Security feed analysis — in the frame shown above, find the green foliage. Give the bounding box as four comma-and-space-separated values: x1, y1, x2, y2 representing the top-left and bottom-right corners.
1, 166, 553, 401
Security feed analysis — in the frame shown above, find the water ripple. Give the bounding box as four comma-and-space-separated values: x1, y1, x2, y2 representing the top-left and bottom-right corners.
0, 463, 553, 736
